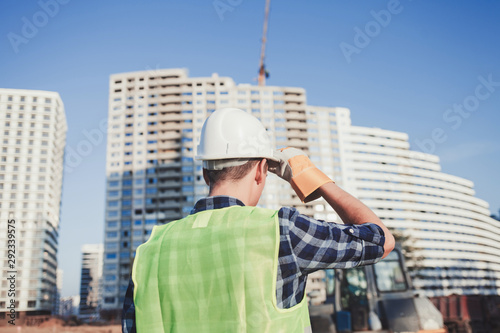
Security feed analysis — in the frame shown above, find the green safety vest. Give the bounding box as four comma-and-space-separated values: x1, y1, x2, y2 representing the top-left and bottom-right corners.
132, 206, 311, 332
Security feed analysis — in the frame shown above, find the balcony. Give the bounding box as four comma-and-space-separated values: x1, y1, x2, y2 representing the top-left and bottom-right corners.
283, 94, 305, 103
285, 121, 308, 130
157, 151, 182, 160
158, 131, 181, 140
157, 95, 182, 104
286, 129, 308, 139
285, 110, 305, 120
284, 104, 306, 112
287, 138, 308, 148
158, 113, 184, 122
157, 200, 181, 209
158, 189, 182, 198
158, 180, 182, 189
157, 169, 181, 177
157, 104, 183, 113
157, 86, 183, 94
158, 141, 181, 150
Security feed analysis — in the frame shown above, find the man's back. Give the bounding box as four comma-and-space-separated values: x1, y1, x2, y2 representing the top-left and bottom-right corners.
122, 196, 386, 332
132, 205, 310, 332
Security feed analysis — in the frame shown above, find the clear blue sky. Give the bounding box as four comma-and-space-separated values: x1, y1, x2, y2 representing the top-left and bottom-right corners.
1, 1, 499, 297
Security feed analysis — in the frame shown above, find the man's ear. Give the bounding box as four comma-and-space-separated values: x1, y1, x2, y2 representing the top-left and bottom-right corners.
202, 168, 210, 186
255, 159, 268, 185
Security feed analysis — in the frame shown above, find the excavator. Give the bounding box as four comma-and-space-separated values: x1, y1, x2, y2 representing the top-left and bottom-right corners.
309, 246, 447, 333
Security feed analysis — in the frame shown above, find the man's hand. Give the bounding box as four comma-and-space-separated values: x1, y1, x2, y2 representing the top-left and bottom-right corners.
269, 147, 334, 203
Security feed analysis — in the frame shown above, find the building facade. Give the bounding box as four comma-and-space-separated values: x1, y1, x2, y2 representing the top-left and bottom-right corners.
101, 68, 317, 315
0, 89, 67, 321
101, 69, 500, 315
79, 244, 103, 320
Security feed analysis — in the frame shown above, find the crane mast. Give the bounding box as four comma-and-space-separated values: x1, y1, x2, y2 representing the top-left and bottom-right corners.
258, 0, 271, 86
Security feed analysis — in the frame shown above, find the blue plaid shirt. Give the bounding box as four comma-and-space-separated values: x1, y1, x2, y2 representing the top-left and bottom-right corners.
122, 196, 385, 332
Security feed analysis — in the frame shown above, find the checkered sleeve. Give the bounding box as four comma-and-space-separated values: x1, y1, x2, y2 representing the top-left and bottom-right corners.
279, 206, 385, 275
121, 278, 136, 333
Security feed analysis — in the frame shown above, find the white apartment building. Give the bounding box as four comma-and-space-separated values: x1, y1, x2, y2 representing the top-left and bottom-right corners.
306, 106, 500, 297
0, 89, 67, 321
79, 244, 103, 320
101, 69, 500, 316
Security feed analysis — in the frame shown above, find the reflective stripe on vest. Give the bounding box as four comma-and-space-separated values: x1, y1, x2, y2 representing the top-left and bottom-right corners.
132, 206, 311, 332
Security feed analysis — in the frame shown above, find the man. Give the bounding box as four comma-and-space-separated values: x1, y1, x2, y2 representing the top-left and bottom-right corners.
122, 108, 395, 332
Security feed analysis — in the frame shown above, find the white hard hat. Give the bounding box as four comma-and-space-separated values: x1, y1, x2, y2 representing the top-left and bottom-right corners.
196, 108, 279, 170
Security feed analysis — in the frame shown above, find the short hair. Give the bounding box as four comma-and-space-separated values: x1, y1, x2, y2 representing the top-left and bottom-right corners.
205, 159, 262, 189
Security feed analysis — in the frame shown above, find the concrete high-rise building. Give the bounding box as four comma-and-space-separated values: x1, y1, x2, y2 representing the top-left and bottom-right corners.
101, 69, 500, 315
54, 269, 63, 315
101, 68, 315, 316
79, 244, 103, 320
0, 89, 67, 321
60, 295, 80, 317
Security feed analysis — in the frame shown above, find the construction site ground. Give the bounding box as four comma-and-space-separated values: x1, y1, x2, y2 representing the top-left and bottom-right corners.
0, 318, 120, 333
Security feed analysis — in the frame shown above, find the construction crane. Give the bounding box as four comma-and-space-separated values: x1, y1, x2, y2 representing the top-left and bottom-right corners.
258, 0, 271, 86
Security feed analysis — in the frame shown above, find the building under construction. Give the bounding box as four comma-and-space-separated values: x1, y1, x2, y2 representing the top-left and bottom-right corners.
100, 68, 500, 318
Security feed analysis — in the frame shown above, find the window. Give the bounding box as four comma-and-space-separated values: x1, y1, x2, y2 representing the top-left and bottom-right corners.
105, 274, 117, 281
108, 211, 118, 218
106, 243, 118, 250
374, 250, 408, 292
107, 221, 118, 228
105, 264, 117, 271
182, 185, 194, 192
145, 188, 157, 194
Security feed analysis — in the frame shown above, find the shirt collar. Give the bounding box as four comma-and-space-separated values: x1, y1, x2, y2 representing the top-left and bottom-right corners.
191, 195, 246, 214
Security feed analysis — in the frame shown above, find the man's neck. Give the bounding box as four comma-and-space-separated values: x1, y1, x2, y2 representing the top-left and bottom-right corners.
209, 183, 252, 206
